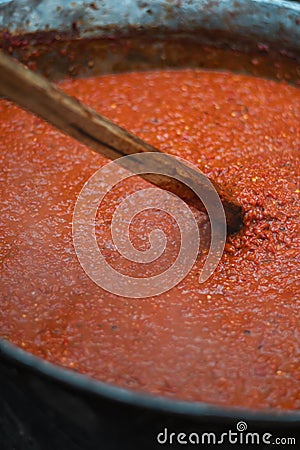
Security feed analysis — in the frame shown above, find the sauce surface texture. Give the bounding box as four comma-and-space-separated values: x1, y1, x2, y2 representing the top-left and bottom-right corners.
0, 70, 299, 411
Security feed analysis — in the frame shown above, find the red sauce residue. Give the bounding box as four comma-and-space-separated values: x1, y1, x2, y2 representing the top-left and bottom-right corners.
0, 70, 299, 411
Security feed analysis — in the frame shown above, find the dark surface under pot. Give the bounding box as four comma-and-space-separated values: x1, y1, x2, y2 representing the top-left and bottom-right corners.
1, 1, 300, 449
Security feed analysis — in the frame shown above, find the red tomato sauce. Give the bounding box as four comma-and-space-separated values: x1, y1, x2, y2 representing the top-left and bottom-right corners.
0, 70, 299, 411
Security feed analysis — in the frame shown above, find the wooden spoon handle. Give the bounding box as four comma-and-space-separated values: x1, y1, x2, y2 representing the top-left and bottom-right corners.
0, 50, 242, 232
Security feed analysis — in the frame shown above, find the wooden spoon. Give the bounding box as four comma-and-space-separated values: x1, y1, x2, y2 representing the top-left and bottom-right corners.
0, 50, 242, 233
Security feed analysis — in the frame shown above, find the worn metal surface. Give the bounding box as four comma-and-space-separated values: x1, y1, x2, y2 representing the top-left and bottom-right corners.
0, 0, 300, 48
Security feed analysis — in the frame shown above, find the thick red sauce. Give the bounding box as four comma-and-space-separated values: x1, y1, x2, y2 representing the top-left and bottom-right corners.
0, 70, 299, 411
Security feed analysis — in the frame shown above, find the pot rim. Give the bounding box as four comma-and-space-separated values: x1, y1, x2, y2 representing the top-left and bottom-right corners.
1, 339, 300, 424
1, 0, 300, 47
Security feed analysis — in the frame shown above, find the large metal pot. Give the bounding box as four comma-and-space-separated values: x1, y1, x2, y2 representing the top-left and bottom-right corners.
0, 1, 300, 449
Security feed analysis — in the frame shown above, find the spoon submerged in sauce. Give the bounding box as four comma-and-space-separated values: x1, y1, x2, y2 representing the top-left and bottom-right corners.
0, 50, 242, 233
